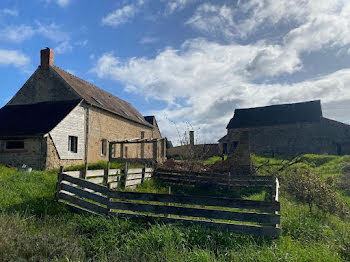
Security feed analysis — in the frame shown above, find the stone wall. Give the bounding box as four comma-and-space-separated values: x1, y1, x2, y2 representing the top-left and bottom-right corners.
45, 135, 84, 170
222, 118, 350, 156
7, 67, 80, 106
87, 106, 165, 163
0, 137, 45, 169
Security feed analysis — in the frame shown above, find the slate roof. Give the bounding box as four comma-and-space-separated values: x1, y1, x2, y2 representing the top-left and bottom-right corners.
227, 100, 322, 129
0, 99, 81, 138
52, 66, 152, 127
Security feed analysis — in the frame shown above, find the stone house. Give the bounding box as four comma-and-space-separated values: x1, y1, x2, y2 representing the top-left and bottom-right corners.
0, 48, 165, 170
219, 100, 350, 156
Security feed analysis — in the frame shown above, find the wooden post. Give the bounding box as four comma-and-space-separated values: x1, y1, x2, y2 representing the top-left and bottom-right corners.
166, 186, 171, 218
120, 143, 124, 159
274, 177, 280, 228
141, 163, 146, 183
55, 166, 64, 201
123, 161, 129, 189
104, 161, 110, 186
228, 172, 231, 187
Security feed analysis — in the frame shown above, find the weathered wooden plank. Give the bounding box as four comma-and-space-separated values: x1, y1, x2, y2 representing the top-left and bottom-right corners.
157, 171, 272, 181
62, 174, 108, 194
125, 173, 143, 180
86, 170, 105, 178
61, 183, 109, 205
145, 168, 154, 172
125, 179, 142, 187
109, 169, 121, 175
109, 201, 280, 224
158, 178, 272, 189
59, 201, 96, 215
157, 174, 273, 186
144, 173, 152, 178
108, 175, 122, 182
157, 168, 227, 177
58, 192, 107, 214
108, 191, 280, 212
64, 171, 81, 178
108, 212, 280, 237
109, 181, 122, 189
128, 168, 143, 174
87, 177, 104, 184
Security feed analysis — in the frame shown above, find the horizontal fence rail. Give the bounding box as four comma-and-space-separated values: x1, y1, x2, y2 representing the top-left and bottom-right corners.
64, 165, 153, 189
155, 168, 275, 189
56, 170, 281, 237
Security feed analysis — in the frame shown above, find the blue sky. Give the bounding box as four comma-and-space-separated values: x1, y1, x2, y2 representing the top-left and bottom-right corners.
0, 0, 350, 145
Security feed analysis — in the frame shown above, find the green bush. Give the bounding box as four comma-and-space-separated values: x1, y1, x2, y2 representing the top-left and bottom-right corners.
282, 166, 350, 218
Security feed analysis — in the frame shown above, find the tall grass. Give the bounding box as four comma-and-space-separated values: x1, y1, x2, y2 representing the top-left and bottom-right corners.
1, 154, 350, 261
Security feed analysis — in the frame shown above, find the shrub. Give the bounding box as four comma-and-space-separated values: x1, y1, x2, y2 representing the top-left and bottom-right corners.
282, 166, 350, 218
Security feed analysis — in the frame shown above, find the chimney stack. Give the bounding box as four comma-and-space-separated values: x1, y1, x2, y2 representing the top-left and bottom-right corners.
40, 48, 54, 69
189, 131, 194, 147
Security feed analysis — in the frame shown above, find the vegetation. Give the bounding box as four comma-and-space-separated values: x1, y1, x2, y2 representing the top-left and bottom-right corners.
64, 161, 142, 172
1, 154, 350, 261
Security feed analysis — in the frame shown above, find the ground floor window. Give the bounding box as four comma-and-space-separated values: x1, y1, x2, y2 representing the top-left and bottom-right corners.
5, 141, 24, 150
68, 136, 78, 153
101, 139, 107, 156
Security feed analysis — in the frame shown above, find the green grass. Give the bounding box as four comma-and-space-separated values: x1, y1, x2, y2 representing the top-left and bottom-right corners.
64, 160, 142, 172
1, 154, 350, 261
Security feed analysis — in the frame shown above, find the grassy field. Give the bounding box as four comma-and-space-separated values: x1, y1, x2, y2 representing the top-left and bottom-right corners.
1, 155, 350, 261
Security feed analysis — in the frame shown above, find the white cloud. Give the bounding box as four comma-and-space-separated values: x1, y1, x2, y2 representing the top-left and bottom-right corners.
0, 8, 18, 16
92, 37, 350, 144
0, 22, 70, 43
0, 25, 35, 43
55, 41, 73, 54
166, 0, 196, 14
0, 49, 30, 68
57, 0, 71, 7
186, 4, 237, 40
140, 36, 158, 44
102, 4, 139, 27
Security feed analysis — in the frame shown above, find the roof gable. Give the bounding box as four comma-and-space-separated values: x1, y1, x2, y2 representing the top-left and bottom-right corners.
227, 100, 322, 129
0, 99, 81, 138
52, 66, 152, 127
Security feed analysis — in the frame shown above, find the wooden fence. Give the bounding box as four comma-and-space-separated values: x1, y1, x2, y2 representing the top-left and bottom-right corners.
56, 169, 281, 237
156, 168, 276, 195
64, 164, 153, 189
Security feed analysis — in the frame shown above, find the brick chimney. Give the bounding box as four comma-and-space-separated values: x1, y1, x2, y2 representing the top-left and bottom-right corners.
40, 48, 54, 69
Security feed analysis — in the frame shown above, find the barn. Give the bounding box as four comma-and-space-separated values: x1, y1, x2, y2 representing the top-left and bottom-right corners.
219, 100, 350, 156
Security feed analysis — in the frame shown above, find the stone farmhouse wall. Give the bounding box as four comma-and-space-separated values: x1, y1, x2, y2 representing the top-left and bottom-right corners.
223, 118, 350, 156
0, 138, 45, 170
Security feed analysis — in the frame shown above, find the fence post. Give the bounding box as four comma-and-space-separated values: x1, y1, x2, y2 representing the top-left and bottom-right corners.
228, 171, 231, 187
104, 161, 110, 187
123, 161, 129, 189
141, 163, 146, 183
55, 166, 64, 201
166, 186, 171, 218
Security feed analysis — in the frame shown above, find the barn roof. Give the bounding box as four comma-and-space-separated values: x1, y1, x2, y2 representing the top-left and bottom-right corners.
227, 100, 322, 129
0, 99, 81, 138
52, 66, 152, 128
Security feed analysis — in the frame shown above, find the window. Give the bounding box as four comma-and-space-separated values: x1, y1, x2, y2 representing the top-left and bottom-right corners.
5, 141, 24, 150
141, 131, 145, 139
101, 139, 107, 156
124, 146, 128, 158
68, 136, 78, 153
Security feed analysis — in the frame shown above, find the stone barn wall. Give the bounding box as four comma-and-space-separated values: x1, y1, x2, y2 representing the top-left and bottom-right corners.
167, 144, 220, 159
223, 118, 350, 156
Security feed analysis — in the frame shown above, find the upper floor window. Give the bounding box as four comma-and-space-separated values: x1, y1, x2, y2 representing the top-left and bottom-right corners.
68, 136, 78, 153
5, 141, 24, 150
141, 131, 145, 139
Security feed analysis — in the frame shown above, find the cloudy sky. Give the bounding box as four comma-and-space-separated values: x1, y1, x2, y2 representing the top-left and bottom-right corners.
0, 0, 350, 145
